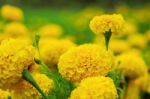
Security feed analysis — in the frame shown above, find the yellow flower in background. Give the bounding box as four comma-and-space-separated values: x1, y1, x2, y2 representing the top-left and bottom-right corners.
1, 5, 23, 21
89, 14, 125, 35
123, 22, 138, 36
38, 24, 63, 38
12, 73, 53, 99
115, 52, 148, 79
128, 34, 148, 49
0, 38, 35, 89
40, 38, 75, 68
110, 39, 130, 54
4, 22, 29, 38
124, 81, 140, 99
58, 44, 114, 83
70, 76, 117, 99
0, 89, 11, 99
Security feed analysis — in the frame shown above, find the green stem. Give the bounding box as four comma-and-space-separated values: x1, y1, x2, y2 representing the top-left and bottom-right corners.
22, 69, 49, 99
104, 30, 112, 50
8, 96, 11, 99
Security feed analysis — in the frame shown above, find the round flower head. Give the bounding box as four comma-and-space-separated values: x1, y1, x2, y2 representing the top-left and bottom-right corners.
0, 89, 11, 99
39, 24, 63, 38
110, 39, 130, 54
0, 38, 35, 89
58, 44, 114, 83
40, 38, 75, 67
115, 52, 147, 79
89, 14, 125, 35
70, 76, 117, 99
12, 73, 53, 99
1, 5, 23, 21
4, 22, 29, 38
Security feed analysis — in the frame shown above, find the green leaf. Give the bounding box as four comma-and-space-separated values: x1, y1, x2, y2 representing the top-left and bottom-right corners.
33, 33, 40, 49
22, 69, 48, 99
104, 30, 112, 50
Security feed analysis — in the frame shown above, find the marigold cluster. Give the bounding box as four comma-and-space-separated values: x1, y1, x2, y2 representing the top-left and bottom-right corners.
70, 76, 117, 99
0, 38, 35, 89
58, 44, 114, 83
40, 38, 75, 67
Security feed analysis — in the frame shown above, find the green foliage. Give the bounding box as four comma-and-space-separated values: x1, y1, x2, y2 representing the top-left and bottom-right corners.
22, 69, 49, 99
104, 30, 112, 50
142, 44, 150, 67
107, 69, 124, 99
33, 34, 75, 99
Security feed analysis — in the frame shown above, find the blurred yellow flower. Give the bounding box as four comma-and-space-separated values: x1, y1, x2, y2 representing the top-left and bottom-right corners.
39, 24, 63, 38
0, 89, 11, 99
58, 44, 114, 83
116, 52, 147, 79
1, 5, 23, 21
146, 74, 150, 93
123, 22, 137, 36
40, 38, 75, 67
0, 38, 35, 89
12, 73, 53, 99
89, 14, 125, 35
110, 39, 130, 54
70, 76, 117, 99
4, 22, 29, 38
128, 34, 148, 49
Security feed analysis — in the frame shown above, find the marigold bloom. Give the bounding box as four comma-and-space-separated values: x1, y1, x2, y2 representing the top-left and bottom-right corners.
4, 22, 29, 38
0, 89, 11, 99
58, 44, 114, 83
116, 52, 147, 79
89, 14, 125, 35
12, 73, 53, 99
40, 38, 75, 67
0, 38, 35, 89
1, 5, 23, 21
70, 76, 117, 99
39, 24, 63, 38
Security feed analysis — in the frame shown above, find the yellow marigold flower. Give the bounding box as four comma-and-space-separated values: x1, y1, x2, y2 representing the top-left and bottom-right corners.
12, 73, 53, 99
40, 38, 75, 67
116, 52, 147, 79
70, 76, 117, 99
39, 24, 63, 38
125, 81, 140, 99
0, 38, 35, 89
128, 34, 148, 49
58, 44, 114, 83
0, 89, 11, 99
4, 22, 29, 38
110, 39, 130, 54
89, 14, 125, 35
122, 22, 137, 36
1, 5, 23, 21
